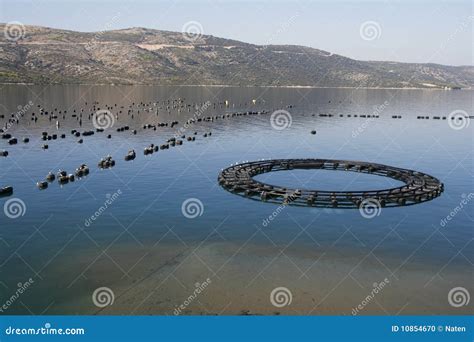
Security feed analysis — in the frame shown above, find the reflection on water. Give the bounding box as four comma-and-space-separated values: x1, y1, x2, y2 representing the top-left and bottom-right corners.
254, 168, 406, 191
0, 85, 472, 315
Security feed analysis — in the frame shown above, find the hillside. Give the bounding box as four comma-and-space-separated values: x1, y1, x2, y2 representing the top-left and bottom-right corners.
0, 24, 472, 88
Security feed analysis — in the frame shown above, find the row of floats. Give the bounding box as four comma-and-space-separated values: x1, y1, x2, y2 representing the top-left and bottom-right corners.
1, 130, 214, 195
36, 164, 90, 190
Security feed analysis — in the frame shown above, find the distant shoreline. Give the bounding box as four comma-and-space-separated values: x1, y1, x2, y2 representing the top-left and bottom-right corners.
0, 82, 471, 90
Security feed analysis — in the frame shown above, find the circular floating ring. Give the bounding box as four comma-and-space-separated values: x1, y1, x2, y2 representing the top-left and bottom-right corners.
218, 159, 444, 208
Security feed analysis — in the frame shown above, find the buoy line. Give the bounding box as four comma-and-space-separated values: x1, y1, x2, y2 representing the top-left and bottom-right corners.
218, 159, 444, 208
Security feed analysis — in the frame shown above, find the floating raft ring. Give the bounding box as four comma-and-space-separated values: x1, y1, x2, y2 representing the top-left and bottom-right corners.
218, 159, 444, 208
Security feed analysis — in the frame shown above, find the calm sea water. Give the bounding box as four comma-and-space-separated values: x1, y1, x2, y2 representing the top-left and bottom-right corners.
0, 85, 472, 314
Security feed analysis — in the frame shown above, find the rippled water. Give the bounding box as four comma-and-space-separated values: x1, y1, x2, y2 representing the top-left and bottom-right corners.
0, 85, 472, 315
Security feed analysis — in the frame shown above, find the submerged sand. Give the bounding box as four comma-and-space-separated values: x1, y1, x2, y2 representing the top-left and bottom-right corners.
44, 240, 473, 316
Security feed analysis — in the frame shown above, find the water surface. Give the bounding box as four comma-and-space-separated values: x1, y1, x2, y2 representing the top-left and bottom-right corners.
0, 85, 472, 315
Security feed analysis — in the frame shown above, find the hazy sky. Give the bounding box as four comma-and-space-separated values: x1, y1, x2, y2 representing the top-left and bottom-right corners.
0, 0, 472, 66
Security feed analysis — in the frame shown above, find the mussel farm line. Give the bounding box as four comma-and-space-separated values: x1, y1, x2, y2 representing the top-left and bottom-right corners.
1, 95, 457, 198
218, 159, 444, 208
0, 96, 275, 196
